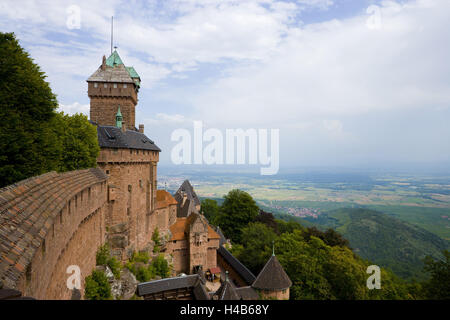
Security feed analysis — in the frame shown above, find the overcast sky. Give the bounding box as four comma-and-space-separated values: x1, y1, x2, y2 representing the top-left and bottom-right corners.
1, 0, 449, 171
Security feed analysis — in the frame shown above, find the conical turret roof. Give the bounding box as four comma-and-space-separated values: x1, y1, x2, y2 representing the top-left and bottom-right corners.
216, 275, 240, 300
252, 255, 292, 290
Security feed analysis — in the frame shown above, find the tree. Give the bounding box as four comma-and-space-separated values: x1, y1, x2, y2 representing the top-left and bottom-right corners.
233, 222, 277, 274
255, 210, 279, 234
201, 199, 220, 223
423, 250, 450, 299
84, 269, 112, 300
0, 32, 59, 186
152, 227, 161, 253
52, 112, 99, 172
214, 189, 259, 243
304, 227, 350, 249
0, 32, 99, 188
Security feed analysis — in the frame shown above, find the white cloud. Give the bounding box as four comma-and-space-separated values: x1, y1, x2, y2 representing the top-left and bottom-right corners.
58, 102, 90, 116
186, 0, 450, 128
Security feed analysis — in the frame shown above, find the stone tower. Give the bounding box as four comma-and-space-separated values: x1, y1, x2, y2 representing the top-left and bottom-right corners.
87, 50, 141, 129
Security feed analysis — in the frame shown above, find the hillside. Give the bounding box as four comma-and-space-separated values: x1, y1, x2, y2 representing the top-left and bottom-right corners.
303, 208, 449, 280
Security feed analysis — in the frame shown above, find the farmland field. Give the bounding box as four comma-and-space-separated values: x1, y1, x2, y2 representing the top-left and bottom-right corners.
159, 168, 450, 240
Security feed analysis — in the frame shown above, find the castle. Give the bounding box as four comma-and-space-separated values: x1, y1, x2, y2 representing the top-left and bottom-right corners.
0, 50, 291, 300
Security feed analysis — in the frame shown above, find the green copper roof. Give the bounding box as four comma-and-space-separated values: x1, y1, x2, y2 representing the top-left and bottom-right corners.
105, 50, 140, 88
116, 106, 122, 117
116, 106, 123, 128
106, 50, 124, 67
126, 66, 140, 79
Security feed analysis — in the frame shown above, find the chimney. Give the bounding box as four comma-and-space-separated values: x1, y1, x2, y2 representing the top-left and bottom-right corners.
101, 55, 106, 71
121, 121, 126, 133
139, 124, 144, 133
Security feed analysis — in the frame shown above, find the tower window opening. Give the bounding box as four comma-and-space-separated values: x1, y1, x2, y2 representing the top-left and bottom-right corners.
104, 83, 107, 88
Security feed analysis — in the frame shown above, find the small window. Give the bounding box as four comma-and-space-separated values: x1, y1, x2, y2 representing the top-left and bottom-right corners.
113, 83, 117, 88
123, 84, 127, 88
104, 83, 107, 88
94, 83, 98, 88
106, 170, 110, 175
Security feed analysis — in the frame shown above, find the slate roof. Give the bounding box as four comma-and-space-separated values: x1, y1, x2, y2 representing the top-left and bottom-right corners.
96, 125, 161, 152
88, 50, 141, 88
174, 180, 200, 207
216, 276, 240, 300
137, 274, 209, 300
87, 63, 134, 84
217, 246, 256, 286
0, 169, 108, 289
252, 255, 292, 290
235, 286, 259, 300
215, 226, 227, 246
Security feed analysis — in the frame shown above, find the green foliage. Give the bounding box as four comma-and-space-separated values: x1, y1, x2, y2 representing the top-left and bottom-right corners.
84, 270, 112, 300
304, 227, 350, 248
51, 112, 100, 172
0, 33, 99, 188
131, 251, 150, 264
0, 32, 58, 187
276, 219, 305, 234
275, 230, 411, 300
135, 265, 154, 282
201, 199, 220, 223
95, 244, 121, 279
151, 254, 171, 279
255, 210, 279, 234
317, 208, 449, 280
232, 222, 277, 274
125, 253, 171, 282
107, 256, 122, 279
96, 244, 110, 266
214, 189, 259, 243
152, 227, 161, 253
422, 250, 450, 299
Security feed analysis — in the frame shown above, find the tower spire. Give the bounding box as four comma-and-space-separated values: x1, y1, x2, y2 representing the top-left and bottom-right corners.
115, 105, 123, 128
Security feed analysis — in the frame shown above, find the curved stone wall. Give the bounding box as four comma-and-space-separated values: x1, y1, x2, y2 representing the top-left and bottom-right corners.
0, 168, 108, 299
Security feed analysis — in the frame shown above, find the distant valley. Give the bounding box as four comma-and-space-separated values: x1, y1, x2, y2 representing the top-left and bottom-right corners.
159, 168, 450, 280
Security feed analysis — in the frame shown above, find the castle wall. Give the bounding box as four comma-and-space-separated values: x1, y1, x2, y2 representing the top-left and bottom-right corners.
258, 288, 290, 300
0, 169, 108, 300
88, 83, 137, 128
97, 148, 159, 260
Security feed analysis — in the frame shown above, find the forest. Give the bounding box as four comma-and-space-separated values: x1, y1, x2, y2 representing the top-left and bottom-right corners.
202, 190, 449, 300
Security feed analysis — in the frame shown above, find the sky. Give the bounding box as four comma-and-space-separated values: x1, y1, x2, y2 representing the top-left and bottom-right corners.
1, 0, 450, 172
